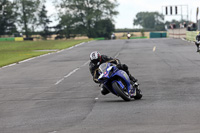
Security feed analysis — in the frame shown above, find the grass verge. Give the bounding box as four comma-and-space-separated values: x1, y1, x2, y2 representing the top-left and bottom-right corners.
0, 39, 92, 67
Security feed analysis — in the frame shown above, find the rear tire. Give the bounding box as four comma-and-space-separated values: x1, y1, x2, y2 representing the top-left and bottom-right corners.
112, 81, 131, 101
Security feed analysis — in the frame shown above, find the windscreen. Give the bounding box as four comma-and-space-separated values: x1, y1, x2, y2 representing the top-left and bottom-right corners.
99, 63, 108, 74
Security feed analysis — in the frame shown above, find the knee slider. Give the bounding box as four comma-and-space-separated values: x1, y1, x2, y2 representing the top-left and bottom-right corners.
122, 64, 128, 71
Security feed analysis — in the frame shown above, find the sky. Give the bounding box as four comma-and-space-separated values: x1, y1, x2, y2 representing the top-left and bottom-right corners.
46, 0, 199, 29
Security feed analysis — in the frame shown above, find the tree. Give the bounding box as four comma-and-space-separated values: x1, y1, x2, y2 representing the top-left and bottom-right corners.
38, 4, 51, 39
0, 0, 18, 35
94, 19, 115, 39
133, 12, 165, 31
15, 0, 41, 38
56, 0, 119, 38
56, 14, 80, 38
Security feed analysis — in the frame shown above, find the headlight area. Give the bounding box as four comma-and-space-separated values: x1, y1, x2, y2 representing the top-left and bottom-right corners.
108, 68, 114, 77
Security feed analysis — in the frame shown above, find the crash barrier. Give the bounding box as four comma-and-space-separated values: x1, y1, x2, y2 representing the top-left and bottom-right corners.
150, 32, 167, 38
0, 37, 31, 42
168, 28, 187, 38
0, 37, 15, 41
14, 37, 24, 41
23, 38, 33, 41
115, 32, 150, 39
186, 31, 199, 41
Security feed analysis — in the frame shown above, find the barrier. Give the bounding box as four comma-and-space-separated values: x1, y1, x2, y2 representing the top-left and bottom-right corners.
150, 32, 167, 38
24, 38, 33, 41
168, 28, 187, 38
15, 37, 24, 41
186, 31, 198, 41
0, 38, 15, 41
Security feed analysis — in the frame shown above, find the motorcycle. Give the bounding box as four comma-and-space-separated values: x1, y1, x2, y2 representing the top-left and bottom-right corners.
194, 41, 200, 53
98, 63, 142, 101
127, 33, 131, 39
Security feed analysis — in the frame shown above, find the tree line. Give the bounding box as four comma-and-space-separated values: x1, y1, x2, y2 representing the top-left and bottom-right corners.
0, 0, 118, 39
133, 11, 192, 31
1, 0, 188, 39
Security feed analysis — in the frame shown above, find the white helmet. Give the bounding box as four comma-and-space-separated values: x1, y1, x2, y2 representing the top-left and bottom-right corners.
90, 51, 101, 64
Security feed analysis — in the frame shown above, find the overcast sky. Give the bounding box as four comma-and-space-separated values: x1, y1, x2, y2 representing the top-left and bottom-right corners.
46, 0, 199, 29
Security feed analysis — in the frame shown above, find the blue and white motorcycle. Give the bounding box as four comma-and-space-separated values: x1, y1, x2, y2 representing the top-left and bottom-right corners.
98, 63, 142, 101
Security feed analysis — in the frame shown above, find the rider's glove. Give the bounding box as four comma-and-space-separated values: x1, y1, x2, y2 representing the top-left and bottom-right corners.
116, 64, 122, 69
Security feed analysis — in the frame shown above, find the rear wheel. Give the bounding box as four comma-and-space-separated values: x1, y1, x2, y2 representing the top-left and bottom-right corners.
112, 81, 131, 101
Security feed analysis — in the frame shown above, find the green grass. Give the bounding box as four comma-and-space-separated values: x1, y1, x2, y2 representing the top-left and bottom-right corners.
0, 39, 92, 67
130, 36, 147, 39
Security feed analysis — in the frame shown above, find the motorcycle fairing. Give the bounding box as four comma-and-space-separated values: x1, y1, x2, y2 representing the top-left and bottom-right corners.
111, 70, 132, 95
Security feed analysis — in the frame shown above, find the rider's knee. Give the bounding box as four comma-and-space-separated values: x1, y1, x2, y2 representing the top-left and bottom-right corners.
122, 64, 128, 71
101, 87, 110, 95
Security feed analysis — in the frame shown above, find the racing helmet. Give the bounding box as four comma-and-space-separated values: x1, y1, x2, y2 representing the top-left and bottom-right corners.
90, 51, 101, 64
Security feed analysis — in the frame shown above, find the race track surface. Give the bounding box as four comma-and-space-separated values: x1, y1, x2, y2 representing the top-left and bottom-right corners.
0, 38, 200, 133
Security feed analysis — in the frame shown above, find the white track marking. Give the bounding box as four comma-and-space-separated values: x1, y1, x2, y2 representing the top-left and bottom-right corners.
82, 60, 90, 67
55, 78, 65, 85
64, 68, 80, 78
48, 131, 57, 133
153, 46, 156, 52
115, 52, 120, 58
1, 63, 17, 69
54, 60, 89, 85
55, 68, 80, 85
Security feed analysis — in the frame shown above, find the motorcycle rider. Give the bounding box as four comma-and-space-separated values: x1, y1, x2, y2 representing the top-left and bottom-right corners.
127, 32, 131, 39
89, 51, 137, 95
195, 32, 200, 52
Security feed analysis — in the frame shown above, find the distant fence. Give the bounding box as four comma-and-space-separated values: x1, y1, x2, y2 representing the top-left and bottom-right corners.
167, 28, 200, 41
115, 32, 168, 39
150, 32, 167, 38
15, 37, 24, 41
0, 37, 24, 42
0, 37, 15, 41
186, 31, 198, 41
168, 28, 187, 38
115, 32, 150, 39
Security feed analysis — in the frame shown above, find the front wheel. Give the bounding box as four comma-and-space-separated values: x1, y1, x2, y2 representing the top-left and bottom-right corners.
112, 81, 131, 101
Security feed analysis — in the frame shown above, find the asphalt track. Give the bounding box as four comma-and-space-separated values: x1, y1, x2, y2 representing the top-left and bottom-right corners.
0, 38, 200, 133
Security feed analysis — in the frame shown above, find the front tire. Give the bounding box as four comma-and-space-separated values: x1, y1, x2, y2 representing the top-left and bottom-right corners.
112, 81, 131, 101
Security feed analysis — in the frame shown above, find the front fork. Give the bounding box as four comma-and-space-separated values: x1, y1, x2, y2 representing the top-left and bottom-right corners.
129, 82, 139, 97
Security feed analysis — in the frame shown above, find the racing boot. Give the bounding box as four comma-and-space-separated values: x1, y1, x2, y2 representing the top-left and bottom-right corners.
129, 74, 138, 83
195, 42, 199, 52
196, 44, 200, 52
101, 86, 110, 95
